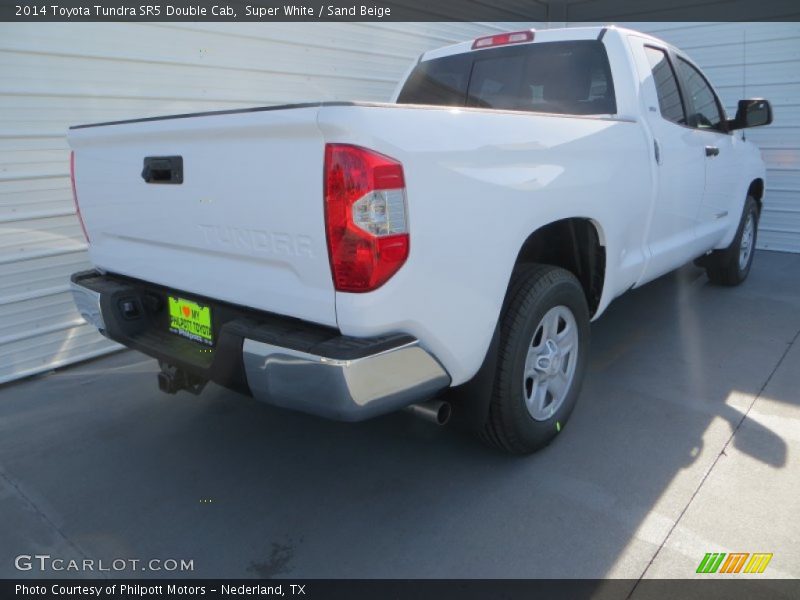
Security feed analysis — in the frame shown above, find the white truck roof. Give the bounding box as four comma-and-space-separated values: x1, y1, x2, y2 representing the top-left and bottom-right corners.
420, 25, 675, 62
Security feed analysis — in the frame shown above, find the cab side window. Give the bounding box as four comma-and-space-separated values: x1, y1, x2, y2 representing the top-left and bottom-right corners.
676, 57, 724, 131
644, 46, 686, 125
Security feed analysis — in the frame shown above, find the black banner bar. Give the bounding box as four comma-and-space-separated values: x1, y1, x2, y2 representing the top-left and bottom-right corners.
2, 0, 800, 22
4, 579, 800, 600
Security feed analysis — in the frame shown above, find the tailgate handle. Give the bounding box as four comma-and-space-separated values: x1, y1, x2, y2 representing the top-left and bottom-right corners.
142, 156, 183, 184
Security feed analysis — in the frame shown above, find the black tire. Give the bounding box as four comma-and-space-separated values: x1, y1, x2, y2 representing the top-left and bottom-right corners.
481, 264, 590, 454
702, 196, 759, 286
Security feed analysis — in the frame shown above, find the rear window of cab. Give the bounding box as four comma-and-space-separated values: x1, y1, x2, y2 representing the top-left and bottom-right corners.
397, 40, 616, 116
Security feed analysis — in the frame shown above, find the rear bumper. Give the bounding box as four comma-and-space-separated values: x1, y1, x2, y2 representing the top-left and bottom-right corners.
242, 339, 450, 421
70, 270, 450, 421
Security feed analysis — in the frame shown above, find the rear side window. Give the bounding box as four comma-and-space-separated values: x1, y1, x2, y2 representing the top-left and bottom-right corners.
397, 40, 616, 116
644, 46, 686, 125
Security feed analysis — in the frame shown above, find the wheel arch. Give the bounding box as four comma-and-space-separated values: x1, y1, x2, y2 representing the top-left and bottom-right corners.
512, 217, 607, 318
747, 178, 764, 213
446, 217, 606, 431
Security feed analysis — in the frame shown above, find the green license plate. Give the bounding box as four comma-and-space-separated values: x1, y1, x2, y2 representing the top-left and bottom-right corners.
168, 296, 213, 346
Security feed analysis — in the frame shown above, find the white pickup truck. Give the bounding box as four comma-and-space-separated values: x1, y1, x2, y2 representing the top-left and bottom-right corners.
68, 26, 772, 453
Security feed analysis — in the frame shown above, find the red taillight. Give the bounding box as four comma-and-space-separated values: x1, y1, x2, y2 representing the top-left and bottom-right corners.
70, 151, 90, 244
472, 30, 534, 50
324, 144, 409, 293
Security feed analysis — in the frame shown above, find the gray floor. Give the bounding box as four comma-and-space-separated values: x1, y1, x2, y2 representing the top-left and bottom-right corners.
1, 250, 798, 588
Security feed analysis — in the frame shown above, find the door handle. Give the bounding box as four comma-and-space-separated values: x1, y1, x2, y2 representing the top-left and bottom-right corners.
705, 146, 720, 157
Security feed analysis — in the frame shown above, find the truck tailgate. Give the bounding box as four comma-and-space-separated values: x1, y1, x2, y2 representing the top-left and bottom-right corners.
68, 106, 335, 326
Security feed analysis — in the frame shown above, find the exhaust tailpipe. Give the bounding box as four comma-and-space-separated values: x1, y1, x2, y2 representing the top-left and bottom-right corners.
405, 399, 452, 426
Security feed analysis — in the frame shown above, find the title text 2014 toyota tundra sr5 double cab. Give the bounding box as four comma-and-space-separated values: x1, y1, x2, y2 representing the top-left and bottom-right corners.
68, 26, 773, 454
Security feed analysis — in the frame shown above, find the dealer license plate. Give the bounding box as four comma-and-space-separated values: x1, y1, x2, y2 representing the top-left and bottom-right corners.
168, 296, 213, 346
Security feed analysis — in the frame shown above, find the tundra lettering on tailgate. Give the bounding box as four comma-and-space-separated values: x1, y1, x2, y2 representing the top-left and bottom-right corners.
198, 224, 314, 258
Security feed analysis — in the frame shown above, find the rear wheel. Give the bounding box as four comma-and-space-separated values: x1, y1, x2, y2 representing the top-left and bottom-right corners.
481, 264, 590, 454
702, 195, 759, 286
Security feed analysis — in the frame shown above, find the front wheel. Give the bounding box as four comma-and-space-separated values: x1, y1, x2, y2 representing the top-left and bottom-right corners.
481, 264, 590, 454
702, 195, 759, 286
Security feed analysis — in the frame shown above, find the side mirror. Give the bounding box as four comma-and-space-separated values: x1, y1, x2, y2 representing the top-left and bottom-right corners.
729, 98, 773, 130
